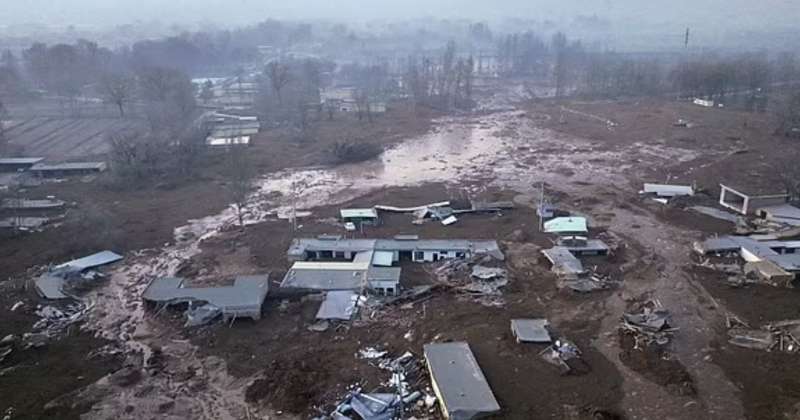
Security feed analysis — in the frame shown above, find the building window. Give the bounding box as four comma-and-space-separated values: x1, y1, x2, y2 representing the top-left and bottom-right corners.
414, 251, 424, 261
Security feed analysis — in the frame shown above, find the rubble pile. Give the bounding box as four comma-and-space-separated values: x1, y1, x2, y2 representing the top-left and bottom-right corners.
319, 349, 436, 420
25, 301, 94, 348
621, 300, 676, 347
432, 256, 509, 306
728, 317, 800, 353
540, 338, 585, 374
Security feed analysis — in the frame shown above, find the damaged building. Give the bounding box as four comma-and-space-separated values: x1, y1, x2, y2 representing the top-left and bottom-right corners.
281, 236, 504, 295
142, 275, 270, 322
695, 235, 800, 284
719, 183, 789, 215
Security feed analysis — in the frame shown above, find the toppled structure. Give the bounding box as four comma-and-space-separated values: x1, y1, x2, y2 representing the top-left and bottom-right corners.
34, 251, 123, 299
541, 247, 585, 277
142, 275, 269, 323
424, 342, 501, 420
719, 183, 789, 215
204, 113, 260, 147
282, 237, 504, 296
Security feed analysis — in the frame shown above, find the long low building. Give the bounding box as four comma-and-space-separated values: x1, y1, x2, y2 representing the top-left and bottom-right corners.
287, 236, 504, 263
424, 342, 501, 420
695, 235, 800, 281
30, 162, 107, 177
0, 157, 45, 172
282, 236, 504, 295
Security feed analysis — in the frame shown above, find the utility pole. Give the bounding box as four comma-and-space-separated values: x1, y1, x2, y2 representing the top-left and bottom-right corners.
538, 181, 545, 232
684, 28, 691, 49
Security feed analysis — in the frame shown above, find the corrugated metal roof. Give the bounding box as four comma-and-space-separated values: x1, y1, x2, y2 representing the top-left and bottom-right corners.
54, 251, 123, 273
544, 217, 587, 234
424, 342, 500, 420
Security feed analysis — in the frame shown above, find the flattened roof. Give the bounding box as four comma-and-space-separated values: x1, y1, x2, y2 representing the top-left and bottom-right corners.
340, 208, 379, 219
424, 342, 500, 419
143, 275, 270, 309
54, 251, 123, 273
541, 247, 585, 275
544, 217, 588, 234
316, 291, 359, 320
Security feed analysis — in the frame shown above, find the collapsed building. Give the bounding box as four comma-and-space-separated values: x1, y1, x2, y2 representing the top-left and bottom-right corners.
281, 236, 504, 296
142, 275, 270, 323
719, 183, 789, 215
695, 235, 800, 284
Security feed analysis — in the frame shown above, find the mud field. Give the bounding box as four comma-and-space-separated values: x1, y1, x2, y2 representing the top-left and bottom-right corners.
2, 81, 800, 420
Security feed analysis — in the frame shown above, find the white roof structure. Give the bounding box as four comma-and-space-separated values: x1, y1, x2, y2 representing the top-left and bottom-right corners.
544, 217, 588, 234
340, 208, 379, 219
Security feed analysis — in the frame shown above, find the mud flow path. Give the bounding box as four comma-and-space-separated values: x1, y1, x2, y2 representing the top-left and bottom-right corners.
79, 87, 743, 419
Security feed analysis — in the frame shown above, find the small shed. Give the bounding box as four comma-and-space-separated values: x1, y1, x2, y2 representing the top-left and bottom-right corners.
424, 342, 501, 420
340, 208, 380, 227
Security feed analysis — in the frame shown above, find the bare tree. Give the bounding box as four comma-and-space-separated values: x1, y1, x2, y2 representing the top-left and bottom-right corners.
0, 99, 7, 155
266, 61, 290, 105
226, 147, 254, 229
552, 32, 568, 98
199, 80, 215, 104
101, 72, 135, 117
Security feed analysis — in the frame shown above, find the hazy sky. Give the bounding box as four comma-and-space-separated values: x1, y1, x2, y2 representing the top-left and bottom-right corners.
2, 0, 798, 29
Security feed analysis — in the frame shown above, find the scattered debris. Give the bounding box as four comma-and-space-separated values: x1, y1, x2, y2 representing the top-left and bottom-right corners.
441, 215, 458, 226
728, 319, 800, 353
9, 301, 24, 312
621, 300, 676, 346
540, 338, 583, 373
511, 319, 552, 343
307, 320, 330, 333
328, 349, 431, 419
433, 258, 509, 305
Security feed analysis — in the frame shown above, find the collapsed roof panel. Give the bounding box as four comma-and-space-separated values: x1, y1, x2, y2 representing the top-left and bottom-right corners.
541, 247, 585, 276
424, 342, 501, 420
316, 291, 360, 320
511, 319, 552, 343
643, 183, 694, 197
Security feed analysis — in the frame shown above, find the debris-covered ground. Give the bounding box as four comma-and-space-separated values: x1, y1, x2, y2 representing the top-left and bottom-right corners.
3, 81, 800, 420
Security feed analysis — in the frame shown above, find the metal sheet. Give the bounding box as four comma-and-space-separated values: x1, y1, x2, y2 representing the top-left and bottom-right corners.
511, 319, 551, 343
372, 251, 395, 267
54, 251, 123, 272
